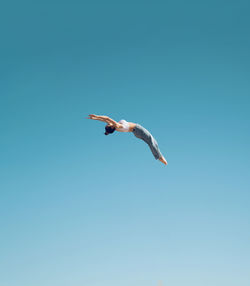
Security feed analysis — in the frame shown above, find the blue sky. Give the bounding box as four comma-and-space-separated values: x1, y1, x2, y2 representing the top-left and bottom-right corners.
1, 0, 250, 285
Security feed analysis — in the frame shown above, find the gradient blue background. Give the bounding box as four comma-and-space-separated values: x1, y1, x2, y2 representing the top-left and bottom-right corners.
1, 0, 250, 285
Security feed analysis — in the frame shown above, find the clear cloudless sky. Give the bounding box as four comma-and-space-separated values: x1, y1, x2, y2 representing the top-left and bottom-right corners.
0, 0, 250, 285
